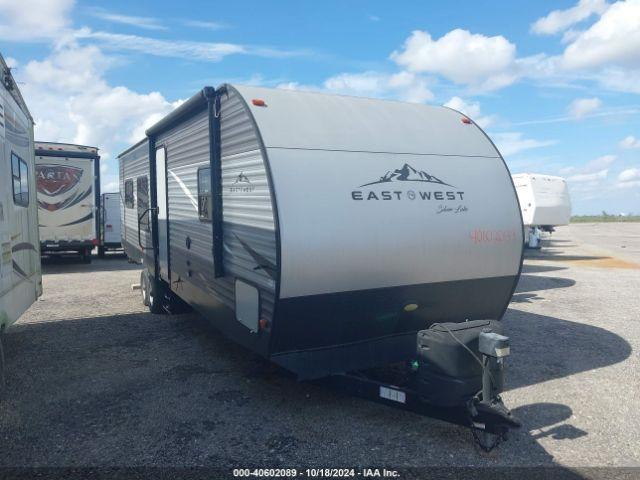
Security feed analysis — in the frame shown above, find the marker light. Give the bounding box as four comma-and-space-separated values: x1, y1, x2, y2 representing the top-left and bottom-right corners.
259, 318, 269, 330
252, 99, 266, 107
461, 117, 472, 124
403, 303, 419, 312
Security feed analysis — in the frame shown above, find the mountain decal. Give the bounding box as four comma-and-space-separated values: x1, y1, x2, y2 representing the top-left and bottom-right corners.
360, 163, 454, 188
233, 172, 251, 184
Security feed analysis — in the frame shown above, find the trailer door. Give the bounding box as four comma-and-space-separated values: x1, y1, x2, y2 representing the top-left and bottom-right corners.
155, 146, 169, 282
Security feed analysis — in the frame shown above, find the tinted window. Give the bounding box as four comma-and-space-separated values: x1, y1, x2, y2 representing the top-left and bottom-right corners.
198, 167, 211, 221
11, 152, 29, 207
136, 176, 150, 231
124, 179, 134, 208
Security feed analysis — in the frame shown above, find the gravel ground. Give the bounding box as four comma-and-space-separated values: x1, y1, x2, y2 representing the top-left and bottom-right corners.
0, 223, 639, 473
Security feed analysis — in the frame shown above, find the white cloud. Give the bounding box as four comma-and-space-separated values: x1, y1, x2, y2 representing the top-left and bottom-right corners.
75, 29, 309, 62
19, 42, 179, 191
0, 0, 74, 41
443, 96, 495, 128
595, 68, 640, 94
390, 29, 518, 90
561, 155, 616, 189
620, 135, 640, 148
492, 132, 557, 157
87, 7, 167, 31
531, 0, 609, 35
561, 0, 640, 71
567, 169, 609, 182
5, 56, 18, 68
368, 15, 381, 22
614, 167, 640, 190
561, 154, 617, 175
567, 97, 602, 118
618, 167, 640, 181
182, 20, 227, 30
103, 180, 120, 193
280, 71, 434, 104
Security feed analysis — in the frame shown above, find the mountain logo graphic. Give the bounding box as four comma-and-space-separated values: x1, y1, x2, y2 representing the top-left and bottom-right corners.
230, 171, 255, 193
360, 163, 454, 188
36, 165, 84, 196
233, 172, 252, 185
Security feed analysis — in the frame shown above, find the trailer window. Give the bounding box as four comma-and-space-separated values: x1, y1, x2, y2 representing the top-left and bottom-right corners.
11, 152, 29, 207
198, 167, 212, 221
136, 176, 150, 231
124, 179, 135, 208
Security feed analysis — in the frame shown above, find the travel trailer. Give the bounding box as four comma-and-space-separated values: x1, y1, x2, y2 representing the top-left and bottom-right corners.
0, 53, 42, 360
512, 173, 571, 248
120, 85, 524, 448
98, 192, 122, 257
118, 138, 149, 264
35, 142, 100, 262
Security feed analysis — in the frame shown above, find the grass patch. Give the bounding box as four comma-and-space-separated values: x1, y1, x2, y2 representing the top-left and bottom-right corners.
571, 214, 640, 223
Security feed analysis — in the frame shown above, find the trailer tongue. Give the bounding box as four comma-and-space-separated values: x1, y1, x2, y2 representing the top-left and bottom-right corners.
321, 320, 520, 451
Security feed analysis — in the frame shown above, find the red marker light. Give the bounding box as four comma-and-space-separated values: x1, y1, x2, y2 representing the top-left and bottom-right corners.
252, 99, 266, 107
259, 318, 269, 330
461, 117, 472, 124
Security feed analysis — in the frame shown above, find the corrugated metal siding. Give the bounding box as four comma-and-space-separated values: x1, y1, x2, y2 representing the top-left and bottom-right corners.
220, 88, 277, 320
156, 89, 277, 322
157, 108, 211, 302
119, 140, 149, 258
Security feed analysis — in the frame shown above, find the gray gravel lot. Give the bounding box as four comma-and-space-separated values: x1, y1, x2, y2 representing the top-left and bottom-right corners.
0, 223, 639, 471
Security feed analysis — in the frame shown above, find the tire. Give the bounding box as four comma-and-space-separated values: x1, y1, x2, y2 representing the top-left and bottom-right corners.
81, 248, 92, 264
148, 277, 165, 314
140, 271, 150, 307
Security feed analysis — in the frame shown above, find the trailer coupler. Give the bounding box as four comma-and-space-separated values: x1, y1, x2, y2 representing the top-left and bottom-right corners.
320, 324, 521, 452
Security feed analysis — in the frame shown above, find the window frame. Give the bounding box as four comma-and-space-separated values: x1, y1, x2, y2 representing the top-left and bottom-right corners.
11, 152, 29, 207
197, 166, 212, 222
124, 179, 135, 209
136, 175, 150, 231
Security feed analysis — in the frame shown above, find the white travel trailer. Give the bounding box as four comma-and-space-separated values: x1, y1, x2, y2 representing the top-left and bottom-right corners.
120, 85, 524, 448
0, 53, 42, 350
512, 173, 571, 248
35, 142, 101, 262
98, 192, 122, 257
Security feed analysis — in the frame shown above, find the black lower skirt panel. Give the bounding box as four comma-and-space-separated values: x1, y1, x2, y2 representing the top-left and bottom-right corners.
270, 275, 517, 379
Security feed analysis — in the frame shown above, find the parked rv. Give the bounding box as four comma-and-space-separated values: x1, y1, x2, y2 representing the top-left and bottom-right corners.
35, 142, 100, 263
118, 139, 149, 264
98, 192, 122, 257
0, 53, 42, 379
512, 173, 571, 248
120, 85, 524, 448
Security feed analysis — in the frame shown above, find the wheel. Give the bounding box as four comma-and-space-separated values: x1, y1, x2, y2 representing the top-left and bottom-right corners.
148, 277, 165, 314
81, 248, 92, 264
140, 271, 150, 307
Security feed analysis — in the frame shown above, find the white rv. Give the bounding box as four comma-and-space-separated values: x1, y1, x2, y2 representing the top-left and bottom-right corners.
0, 53, 42, 348
512, 173, 571, 248
35, 142, 101, 262
120, 85, 524, 446
98, 192, 122, 257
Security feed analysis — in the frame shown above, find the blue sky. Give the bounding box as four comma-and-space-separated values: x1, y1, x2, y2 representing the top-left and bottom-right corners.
1, 0, 639, 214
